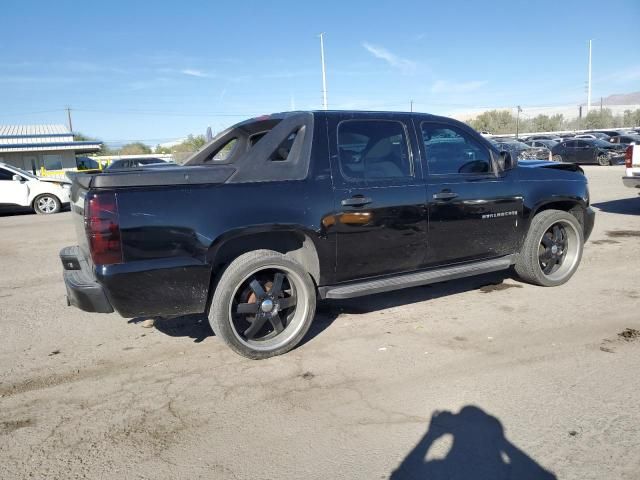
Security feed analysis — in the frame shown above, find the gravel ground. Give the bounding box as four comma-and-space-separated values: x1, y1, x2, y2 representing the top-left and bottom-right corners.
0, 165, 639, 480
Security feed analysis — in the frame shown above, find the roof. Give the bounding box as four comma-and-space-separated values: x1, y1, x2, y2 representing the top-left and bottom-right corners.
0, 124, 102, 153
0, 124, 71, 136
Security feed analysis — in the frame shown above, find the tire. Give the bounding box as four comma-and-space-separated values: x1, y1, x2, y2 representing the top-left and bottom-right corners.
514, 209, 584, 287
597, 154, 610, 166
552, 154, 562, 162
209, 249, 316, 359
33, 194, 61, 214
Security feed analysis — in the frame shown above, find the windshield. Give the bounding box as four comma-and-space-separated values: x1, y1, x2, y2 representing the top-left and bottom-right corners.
8, 165, 38, 179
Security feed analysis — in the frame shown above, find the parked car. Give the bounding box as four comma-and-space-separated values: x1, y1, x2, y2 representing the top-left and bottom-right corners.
105, 157, 172, 170
491, 138, 551, 161
0, 162, 71, 214
589, 130, 626, 138
623, 144, 640, 189
524, 135, 562, 142
524, 139, 559, 150
60, 111, 595, 359
609, 134, 640, 146
551, 138, 625, 165
575, 133, 610, 140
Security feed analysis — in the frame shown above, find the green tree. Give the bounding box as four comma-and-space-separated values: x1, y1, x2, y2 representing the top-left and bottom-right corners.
73, 132, 99, 142
154, 144, 172, 154
622, 109, 640, 127
171, 134, 207, 153
528, 114, 564, 132
119, 142, 152, 155
582, 109, 615, 129
468, 110, 516, 134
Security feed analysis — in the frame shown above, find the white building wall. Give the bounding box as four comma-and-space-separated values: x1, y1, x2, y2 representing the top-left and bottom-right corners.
0, 150, 76, 174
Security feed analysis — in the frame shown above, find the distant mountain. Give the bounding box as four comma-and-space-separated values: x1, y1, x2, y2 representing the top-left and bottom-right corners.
603, 91, 640, 105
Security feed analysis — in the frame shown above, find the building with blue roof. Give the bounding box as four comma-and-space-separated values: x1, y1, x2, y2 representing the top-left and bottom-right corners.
0, 124, 102, 175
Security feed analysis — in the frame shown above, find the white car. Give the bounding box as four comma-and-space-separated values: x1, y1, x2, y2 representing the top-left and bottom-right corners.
623, 144, 640, 190
0, 162, 71, 214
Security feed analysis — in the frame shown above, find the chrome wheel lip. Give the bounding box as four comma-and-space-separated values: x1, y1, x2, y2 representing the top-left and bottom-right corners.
228, 264, 309, 352
537, 219, 581, 282
37, 196, 57, 213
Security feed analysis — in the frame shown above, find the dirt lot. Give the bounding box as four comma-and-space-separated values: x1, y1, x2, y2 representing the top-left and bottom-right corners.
1, 165, 639, 479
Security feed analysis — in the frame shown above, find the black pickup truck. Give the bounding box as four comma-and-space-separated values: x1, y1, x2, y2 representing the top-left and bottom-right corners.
61, 111, 594, 358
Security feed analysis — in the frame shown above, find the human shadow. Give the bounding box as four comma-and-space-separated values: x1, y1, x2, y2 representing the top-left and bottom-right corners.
592, 197, 640, 216
390, 406, 556, 480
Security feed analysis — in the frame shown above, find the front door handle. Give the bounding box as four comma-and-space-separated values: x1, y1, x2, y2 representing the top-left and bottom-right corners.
341, 196, 372, 207
432, 191, 458, 200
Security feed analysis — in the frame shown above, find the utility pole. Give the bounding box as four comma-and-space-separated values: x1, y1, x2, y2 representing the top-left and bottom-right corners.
410, 99, 414, 112
66, 106, 73, 133
516, 105, 522, 138
587, 39, 592, 113
578, 105, 583, 128
318, 33, 328, 110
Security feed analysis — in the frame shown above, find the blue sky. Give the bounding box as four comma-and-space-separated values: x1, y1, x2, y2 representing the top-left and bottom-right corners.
1, 0, 639, 146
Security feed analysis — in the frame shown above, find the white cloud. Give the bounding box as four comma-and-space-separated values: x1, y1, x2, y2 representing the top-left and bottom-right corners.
181, 69, 208, 78
362, 42, 416, 74
430, 80, 487, 94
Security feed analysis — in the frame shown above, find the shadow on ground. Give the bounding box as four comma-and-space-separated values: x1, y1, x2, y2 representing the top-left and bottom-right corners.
593, 196, 640, 216
131, 271, 515, 347
129, 314, 212, 343
390, 405, 557, 480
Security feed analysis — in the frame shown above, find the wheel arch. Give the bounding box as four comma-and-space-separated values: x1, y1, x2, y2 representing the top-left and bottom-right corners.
530, 199, 587, 231
207, 227, 321, 286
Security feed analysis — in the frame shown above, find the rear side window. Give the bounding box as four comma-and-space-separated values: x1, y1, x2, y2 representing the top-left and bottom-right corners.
270, 130, 299, 161
421, 123, 491, 175
212, 138, 238, 161
338, 120, 412, 181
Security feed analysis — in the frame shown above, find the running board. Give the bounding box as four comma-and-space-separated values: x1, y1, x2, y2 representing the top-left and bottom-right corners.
319, 255, 516, 300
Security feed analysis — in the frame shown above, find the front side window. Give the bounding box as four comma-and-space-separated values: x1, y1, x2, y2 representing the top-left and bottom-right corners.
338, 120, 412, 181
421, 123, 492, 175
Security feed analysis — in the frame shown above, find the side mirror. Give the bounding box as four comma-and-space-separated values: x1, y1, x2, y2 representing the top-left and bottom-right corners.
498, 151, 516, 170
12, 174, 23, 182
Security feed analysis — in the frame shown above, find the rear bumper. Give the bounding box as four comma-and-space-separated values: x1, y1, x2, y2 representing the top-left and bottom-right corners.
584, 207, 595, 242
60, 246, 114, 313
622, 176, 640, 189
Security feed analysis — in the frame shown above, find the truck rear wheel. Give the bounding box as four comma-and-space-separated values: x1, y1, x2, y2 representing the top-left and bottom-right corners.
514, 209, 584, 287
209, 249, 316, 359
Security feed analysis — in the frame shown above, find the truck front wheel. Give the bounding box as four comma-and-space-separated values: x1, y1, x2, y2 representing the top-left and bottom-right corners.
514, 209, 584, 287
209, 249, 316, 359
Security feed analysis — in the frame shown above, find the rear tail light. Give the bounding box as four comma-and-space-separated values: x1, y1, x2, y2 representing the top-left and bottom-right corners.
625, 145, 633, 168
85, 192, 123, 265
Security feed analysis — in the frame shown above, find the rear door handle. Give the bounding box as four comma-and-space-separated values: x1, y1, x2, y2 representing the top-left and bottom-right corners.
432, 191, 458, 200
341, 196, 372, 207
